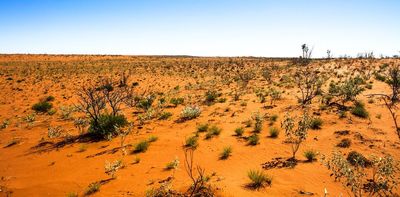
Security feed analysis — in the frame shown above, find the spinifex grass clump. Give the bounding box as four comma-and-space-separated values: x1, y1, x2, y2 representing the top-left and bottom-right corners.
247, 170, 272, 188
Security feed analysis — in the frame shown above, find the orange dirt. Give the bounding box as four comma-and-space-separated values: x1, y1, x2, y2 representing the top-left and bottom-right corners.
0, 54, 399, 196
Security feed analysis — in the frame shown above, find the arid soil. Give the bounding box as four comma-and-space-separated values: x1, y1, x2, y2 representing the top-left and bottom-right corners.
0, 54, 399, 197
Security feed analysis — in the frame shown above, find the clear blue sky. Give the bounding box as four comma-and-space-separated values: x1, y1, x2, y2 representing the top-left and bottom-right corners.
1, 0, 399, 57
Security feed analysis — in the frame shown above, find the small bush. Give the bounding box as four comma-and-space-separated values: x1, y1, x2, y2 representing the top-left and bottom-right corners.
268, 127, 279, 138
133, 140, 149, 153
85, 182, 100, 195
197, 123, 209, 132
351, 101, 369, 118
45, 95, 55, 102
165, 157, 180, 170
147, 135, 158, 143
205, 90, 220, 104
336, 138, 351, 148
89, 114, 128, 139
346, 151, 371, 167
137, 96, 154, 111
247, 134, 260, 146
234, 127, 244, 136
220, 146, 232, 160
269, 114, 278, 123
252, 112, 263, 133
32, 101, 53, 113
185, 135, 198, 148
310, 117, 323, 129
303, 150, 318, 162
243, 120, 252, 128
170, 97, 184, 106
247, 170, 272, 188
158, 111, 172, 120
180, 106, 201, 121
205, 125, 222, 139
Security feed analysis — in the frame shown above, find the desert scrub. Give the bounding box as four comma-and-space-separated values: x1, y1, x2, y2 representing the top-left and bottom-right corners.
180, 106, 201, 121
268, 127, 279, 138
243, 119, 252, 128
204, 90, 221, 104
281, 112, 311, 159
310, 117, 323, 129
104, 160, 123, 178
205, 125, 222, 139
303, 149, 318, 162
346, 151, 371, 167
234, 127, 244, 136
219, 146, 232, 160
48, 126, 63, 138
78, 144, 87, 152
185, 135, 198, 148
247, 170, 272, 188
158, 111, 172, 120
269, 114, 278, 124
74, 117, 88, 134
0, 120, 10, 129
147, 135, 158, 143
247, 134, 260, 145
85, 182, 100, 195
252, 112, 263, 133
170, 97, 184, 107
32, 101, 53, 113
196, 123, 209, 132
351, 101, 369, 118
336, 138, 351, 148
89, 114, 128, 139
165, 157, 180, 170
133, 140, 149, 153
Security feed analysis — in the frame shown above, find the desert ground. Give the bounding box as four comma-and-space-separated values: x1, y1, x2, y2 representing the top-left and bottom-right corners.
0, 54, 399, 197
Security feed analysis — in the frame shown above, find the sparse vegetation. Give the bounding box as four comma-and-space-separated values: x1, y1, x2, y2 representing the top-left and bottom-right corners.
247, 169, 272, 188
219, 146, 232, 160
268, 127, 279, 138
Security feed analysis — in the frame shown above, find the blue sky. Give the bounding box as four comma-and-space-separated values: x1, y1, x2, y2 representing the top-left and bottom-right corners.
0, 0, 399, 57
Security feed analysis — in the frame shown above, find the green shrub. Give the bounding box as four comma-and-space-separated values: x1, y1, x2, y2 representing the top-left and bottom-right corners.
170, 97, 184, 106
219, 146, 232, 160
88, 114, 128, 139
217, 98, 227, 103
45, 95, 55, 102
351, 101, 369, 118
303, 149, 318, 162
346, 151, 371, 167
252, 112, 263, 133
234, 127, 244, 136
337, 138, 351, 148
269, 127, 280, 138
85, 182, 100, 195
32, 101, 53, 113
269, 114, 278, 123
147, 135, 158, 143
133, 140, 149, 153
205, 125, 222, 139
185, 135, 198, 148
205, 90, 220, 104
310, 117, 323, 129
165, 158, 179, 170
247, 170, 272, 188
197, 123, 209, 132
137, 95, 155, 111
247, 134, 259, 146
158, 111, 172, 120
